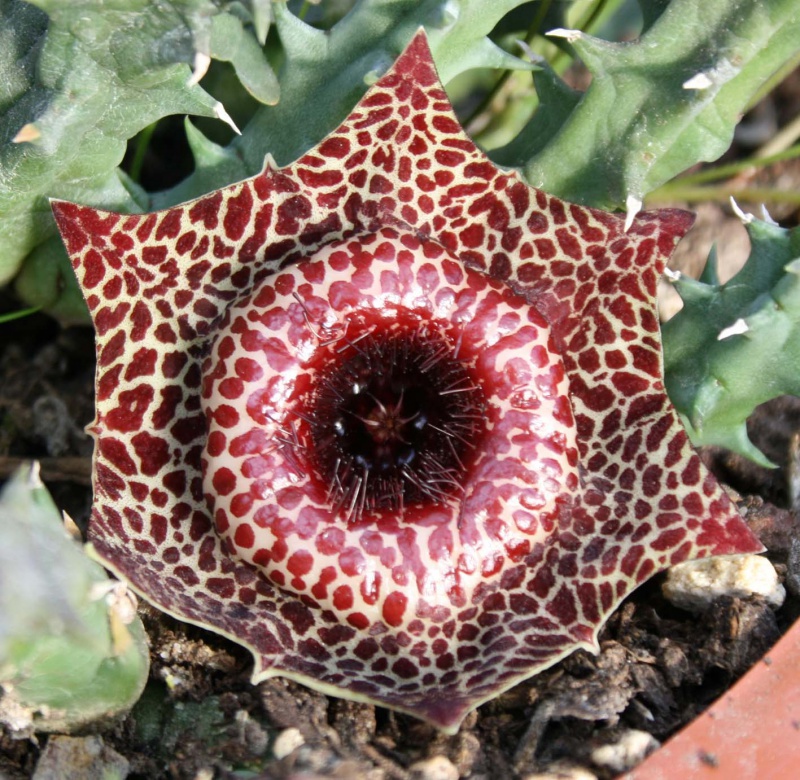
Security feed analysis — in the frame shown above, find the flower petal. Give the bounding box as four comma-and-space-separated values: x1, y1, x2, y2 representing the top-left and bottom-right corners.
52, 30, 761, 732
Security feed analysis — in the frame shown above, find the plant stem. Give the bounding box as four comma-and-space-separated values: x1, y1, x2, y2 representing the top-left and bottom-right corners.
663, 144, 800, 188
647, 185, 800, 206
128, 123, 156, 184
757, 114, 800, 160
0, 306, 40, 325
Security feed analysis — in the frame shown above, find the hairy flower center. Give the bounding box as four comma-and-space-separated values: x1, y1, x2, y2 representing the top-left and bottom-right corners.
301, 324, 487, 519
199, 227, 582, 618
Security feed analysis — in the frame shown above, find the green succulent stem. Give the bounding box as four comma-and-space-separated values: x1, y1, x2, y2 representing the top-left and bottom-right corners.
0, 465, 149, 733
662, 215, 800, 467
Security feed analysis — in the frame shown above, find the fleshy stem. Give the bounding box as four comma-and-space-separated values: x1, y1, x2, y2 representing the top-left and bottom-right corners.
128, 123, 157, 184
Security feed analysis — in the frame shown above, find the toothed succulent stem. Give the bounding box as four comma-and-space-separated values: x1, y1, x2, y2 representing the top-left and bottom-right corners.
0, 465, 149, 734
662, 211, 800, 467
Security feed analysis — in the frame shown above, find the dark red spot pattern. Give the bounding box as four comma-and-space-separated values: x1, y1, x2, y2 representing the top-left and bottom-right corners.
51, 30, 762, 734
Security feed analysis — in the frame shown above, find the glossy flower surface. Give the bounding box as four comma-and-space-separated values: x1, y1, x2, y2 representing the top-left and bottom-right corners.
52, 32, 761, 731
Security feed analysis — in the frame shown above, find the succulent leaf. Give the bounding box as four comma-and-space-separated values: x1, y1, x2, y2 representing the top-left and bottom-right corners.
663, 214, 800, 467
0, 465, 149, 734
496, 0, 800, 209
13, 235, 90, 326
52, 32, 761, 732
0, 0, 275, 286
209, 10, 279, 105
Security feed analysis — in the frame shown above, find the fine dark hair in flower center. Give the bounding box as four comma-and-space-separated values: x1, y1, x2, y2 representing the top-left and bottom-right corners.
302, 322, 487, 522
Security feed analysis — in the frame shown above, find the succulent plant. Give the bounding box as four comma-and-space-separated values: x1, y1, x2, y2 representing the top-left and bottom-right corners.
663, 209, 800, 467
492, 0, 800, 211
0, 465, 149, 734
51, 33, 762, 732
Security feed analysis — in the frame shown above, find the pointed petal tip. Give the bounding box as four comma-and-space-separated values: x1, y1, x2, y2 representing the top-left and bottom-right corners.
335, 28, 439, 103
412, 697, 473, 735
632, 206, 695, 243
722, 520, 768, 556
401, 27, 434, 57
49, 200, 79, 236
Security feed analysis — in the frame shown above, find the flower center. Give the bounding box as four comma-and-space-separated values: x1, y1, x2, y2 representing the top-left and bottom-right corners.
300, 320, 487, 519
199, 227, 580, 618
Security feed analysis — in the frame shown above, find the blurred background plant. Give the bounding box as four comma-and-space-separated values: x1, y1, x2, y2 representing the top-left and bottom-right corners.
0, 465, 149, 736
0, 0, 799, 743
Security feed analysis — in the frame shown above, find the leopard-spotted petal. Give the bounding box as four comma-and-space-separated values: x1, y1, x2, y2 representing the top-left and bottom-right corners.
52, 31, 761, 732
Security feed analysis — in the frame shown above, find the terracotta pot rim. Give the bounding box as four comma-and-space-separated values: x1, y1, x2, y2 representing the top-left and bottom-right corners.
626, 615, 800, 779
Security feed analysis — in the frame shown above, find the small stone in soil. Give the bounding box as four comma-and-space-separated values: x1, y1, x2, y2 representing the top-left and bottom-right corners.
521, 763, 599, 780
408, 754, 460, 780
590, 729, 659, 773
662, 554, 785, 612
32, 736, 129, 780
272, 727, 305, 760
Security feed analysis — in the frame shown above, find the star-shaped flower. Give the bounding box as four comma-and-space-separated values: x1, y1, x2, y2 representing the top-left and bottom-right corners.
52, 31, 761, 732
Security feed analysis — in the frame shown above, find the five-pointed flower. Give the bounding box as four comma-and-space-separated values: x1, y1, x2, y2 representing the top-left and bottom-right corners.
51, 32, 761, 732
